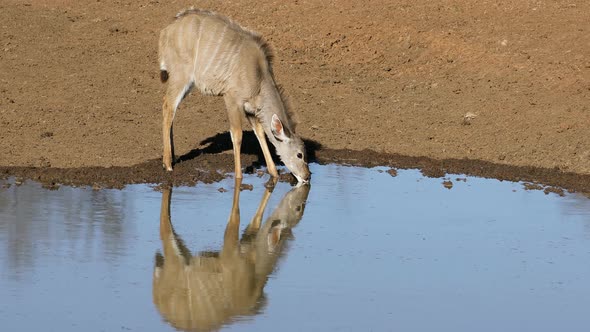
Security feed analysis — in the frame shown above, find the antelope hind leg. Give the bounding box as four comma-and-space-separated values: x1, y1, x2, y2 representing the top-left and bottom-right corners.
162, 98, 175, 171
162, 76, 192, 171
225, 96, 244, 179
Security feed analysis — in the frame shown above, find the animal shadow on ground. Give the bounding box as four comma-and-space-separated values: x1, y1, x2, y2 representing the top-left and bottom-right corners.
177, 131, 321, 171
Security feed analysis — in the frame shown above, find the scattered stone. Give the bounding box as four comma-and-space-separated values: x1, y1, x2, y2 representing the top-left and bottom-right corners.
462, 112, 477, 125
240, 183, 253, 191
386, 168, 398, 177
264, 178, 278, 189
218, 187, 228, 193
442, 180, 453, 189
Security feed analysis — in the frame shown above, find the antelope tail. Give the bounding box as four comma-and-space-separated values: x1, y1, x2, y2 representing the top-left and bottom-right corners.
160, 70, 169, 83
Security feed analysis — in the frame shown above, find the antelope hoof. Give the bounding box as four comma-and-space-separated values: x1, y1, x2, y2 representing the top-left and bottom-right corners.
264, 177, 278, 190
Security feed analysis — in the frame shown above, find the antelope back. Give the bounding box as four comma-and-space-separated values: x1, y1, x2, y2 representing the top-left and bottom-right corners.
158, 9, 271, 98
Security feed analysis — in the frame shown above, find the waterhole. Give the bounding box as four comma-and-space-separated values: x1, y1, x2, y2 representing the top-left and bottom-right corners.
1, 164, 589, 331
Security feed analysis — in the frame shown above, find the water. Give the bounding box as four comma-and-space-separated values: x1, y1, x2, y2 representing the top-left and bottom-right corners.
1, 164, 590, 332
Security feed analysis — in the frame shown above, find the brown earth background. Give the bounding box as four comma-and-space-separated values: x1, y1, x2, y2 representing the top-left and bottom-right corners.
0, 0, 589, 191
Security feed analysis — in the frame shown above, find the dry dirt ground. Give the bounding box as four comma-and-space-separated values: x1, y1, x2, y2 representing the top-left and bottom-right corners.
1, 0, 589, 191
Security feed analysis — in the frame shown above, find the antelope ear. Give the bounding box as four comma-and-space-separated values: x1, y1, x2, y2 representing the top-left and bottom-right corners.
271, 114, 290, 141
267, 225, 282, 249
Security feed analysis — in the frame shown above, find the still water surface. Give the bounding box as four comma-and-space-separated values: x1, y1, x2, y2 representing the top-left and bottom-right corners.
1, 164, 590, 331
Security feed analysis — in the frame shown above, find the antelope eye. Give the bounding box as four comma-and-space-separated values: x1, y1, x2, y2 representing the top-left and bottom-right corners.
297, 153, 303, 159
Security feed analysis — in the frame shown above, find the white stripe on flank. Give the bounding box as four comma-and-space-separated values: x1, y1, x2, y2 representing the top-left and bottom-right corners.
198, 24, 215, 78
214, 35, 242, 79
212, 33, 234, 76
176, 23, 185, 56
227, 39, 243, 74
202, 25, 228, 75
192, 19, 203, 81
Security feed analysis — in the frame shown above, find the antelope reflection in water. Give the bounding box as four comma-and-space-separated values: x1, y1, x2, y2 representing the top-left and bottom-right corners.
153, 180, 310, 331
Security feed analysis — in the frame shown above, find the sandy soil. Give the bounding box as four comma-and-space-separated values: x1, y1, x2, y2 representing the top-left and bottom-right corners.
1, 0, 589, 191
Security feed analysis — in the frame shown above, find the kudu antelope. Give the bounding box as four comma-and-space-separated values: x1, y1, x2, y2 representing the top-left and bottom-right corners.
159, 8, 311, 183
153, 181, 310, 331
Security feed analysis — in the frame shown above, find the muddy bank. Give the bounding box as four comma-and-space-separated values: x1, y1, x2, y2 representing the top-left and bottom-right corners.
2, 146, 589, 195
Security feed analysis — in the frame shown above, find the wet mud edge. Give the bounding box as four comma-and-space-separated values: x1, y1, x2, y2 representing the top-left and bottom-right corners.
1, 148, 589, 195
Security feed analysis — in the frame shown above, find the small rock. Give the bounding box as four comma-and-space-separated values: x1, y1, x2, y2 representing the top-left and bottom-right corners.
462, 112, 477, 125
218, 187, 228, 193
386, 168, 398, 177
240, 183, 254, 191
264, 178, 278, 189
442, 180, 453, 189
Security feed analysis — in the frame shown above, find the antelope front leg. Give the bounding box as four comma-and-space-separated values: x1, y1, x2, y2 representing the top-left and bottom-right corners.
162, 98, 175, 171
246, 183, 274, 233
229, 125, 243, 178
247, 116, 279, 179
